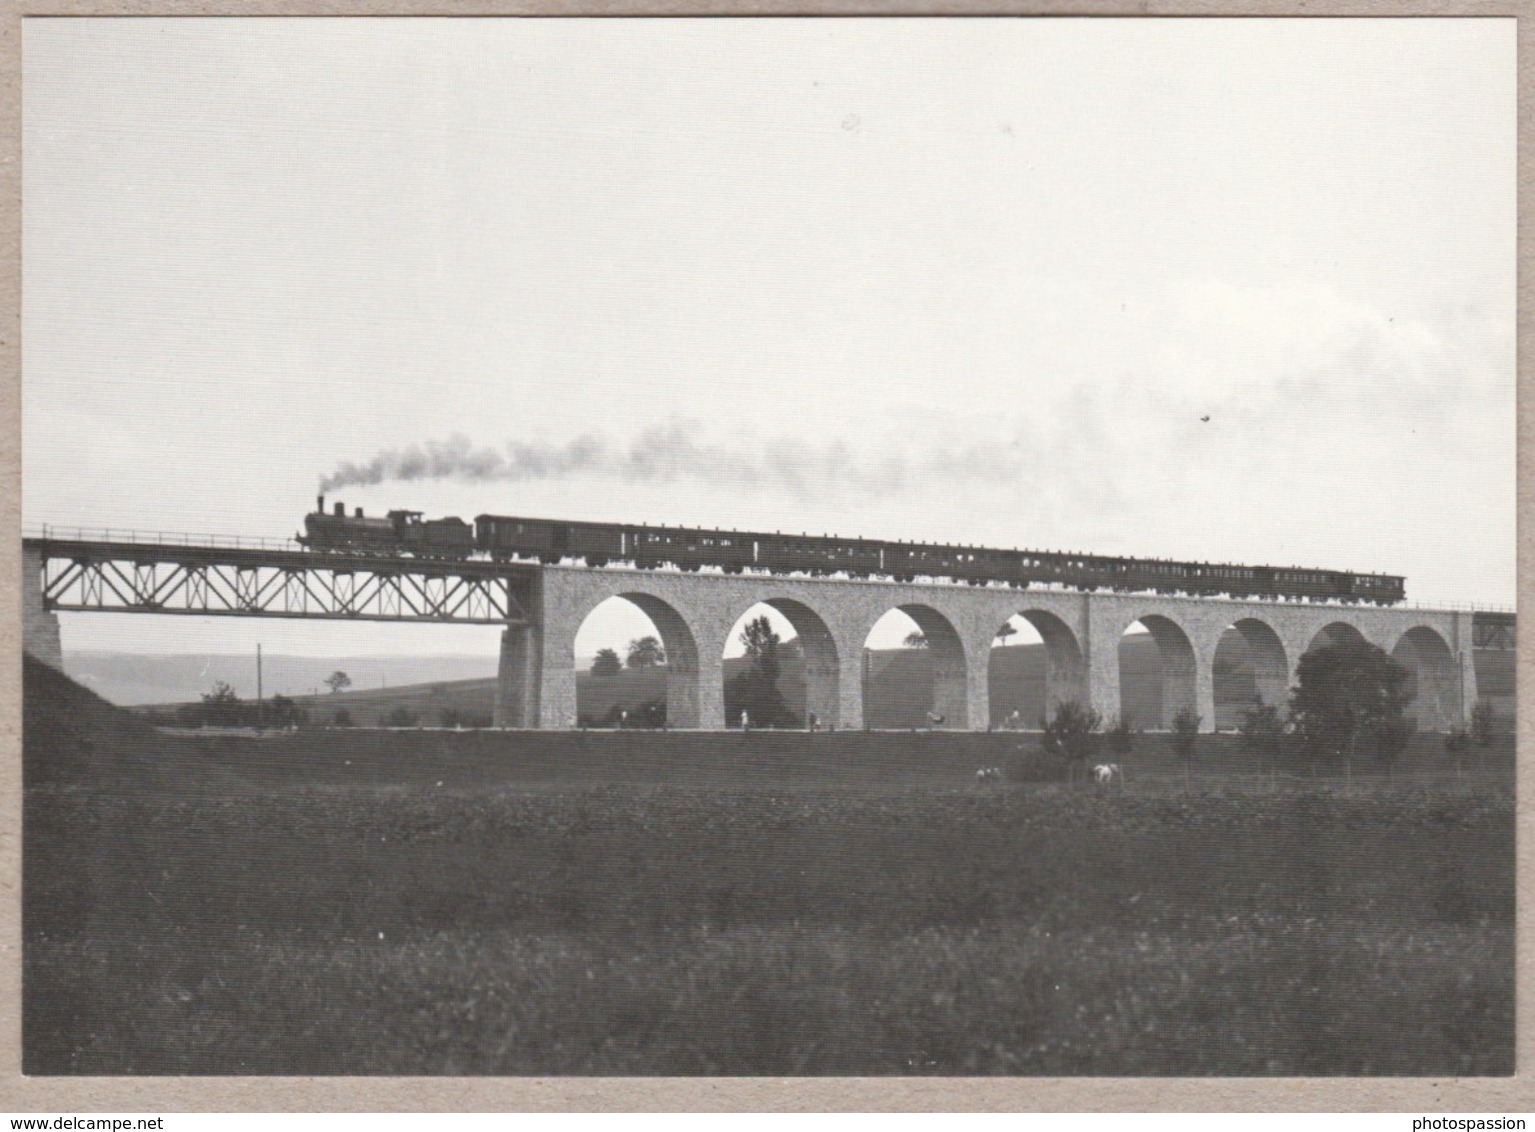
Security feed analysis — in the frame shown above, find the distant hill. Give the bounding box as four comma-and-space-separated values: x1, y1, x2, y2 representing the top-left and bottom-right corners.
66, 651, 497, 707
113, 638, 1516, 732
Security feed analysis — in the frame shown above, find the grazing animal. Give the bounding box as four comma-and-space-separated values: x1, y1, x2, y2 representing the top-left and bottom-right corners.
976, 766, 1004, 782
925, 711, 946, 728
1093, 763, 1122, 786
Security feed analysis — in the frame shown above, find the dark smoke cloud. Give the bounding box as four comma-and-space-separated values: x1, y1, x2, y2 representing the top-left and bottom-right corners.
319, 418, 1032, 498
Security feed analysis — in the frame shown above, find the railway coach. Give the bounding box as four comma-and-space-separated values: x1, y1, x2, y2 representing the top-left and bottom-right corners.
299, 498, 1406, 604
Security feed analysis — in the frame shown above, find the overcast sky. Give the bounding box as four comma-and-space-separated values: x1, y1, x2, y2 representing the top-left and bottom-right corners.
22, 17, 1515, 659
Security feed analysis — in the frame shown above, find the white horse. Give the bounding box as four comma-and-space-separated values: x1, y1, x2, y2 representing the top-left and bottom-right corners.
1093, 763, 1122, 786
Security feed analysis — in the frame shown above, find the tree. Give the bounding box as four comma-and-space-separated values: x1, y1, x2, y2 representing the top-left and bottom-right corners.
994, 622, 1018, 646
739, 616, 781, 671
903, 630, 928, 648
590, 648, 622, 678
1288, 638, 1412, 781
626, 636, 666, 668
1040, 700, 1102, 779
332, 708, 354, 728
324, 670, 352, 695
725, 615, 796, 729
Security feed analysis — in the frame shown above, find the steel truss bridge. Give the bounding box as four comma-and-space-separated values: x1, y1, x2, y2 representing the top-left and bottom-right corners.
26, 535, 537, 625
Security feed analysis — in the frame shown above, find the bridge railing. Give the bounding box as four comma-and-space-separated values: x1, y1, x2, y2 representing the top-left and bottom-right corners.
24, 523, 305, 554
1399, 600, 1517, 615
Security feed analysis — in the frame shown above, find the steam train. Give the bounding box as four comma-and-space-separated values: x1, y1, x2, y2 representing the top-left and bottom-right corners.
298, 496, 1406, 605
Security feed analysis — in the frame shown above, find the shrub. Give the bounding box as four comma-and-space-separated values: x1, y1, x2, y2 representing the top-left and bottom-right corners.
199, 681, 244, 728
267, 694, 305, 729
1373, 715, 1416, 765
384, 707, 420, 728
1104, 715, 1135, 758
1040, 701, 1102, 769
1170, 707, 1201, 761
600, 699, 667, 729
1471, 699, 1498, 747
332, 709, 354, 728
1239, 704, 1287, 763
1002, 746, 1073, 783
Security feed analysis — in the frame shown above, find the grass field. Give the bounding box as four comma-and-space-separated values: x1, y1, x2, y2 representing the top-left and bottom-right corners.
24, 657, 1515, 1076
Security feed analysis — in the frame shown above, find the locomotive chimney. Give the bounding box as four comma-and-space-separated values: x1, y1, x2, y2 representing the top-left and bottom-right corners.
334, 501, 344, 517
317, 494, 325, 514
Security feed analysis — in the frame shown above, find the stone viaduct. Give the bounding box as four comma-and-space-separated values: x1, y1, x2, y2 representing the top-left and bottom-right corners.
496, 565, 1480, 732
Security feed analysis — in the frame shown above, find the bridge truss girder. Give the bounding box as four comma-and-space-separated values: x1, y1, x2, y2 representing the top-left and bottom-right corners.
33, 540, 533, 625
1472, 612, 1516, 651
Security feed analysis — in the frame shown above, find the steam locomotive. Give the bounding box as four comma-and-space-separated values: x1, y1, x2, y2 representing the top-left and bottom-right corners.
298, 496, 1406, 605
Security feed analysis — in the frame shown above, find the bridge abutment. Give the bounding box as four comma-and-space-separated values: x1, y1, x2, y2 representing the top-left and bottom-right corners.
22, 543, 63, 669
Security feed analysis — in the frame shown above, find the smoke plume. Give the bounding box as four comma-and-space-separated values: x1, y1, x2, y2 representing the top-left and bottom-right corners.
318, 418, 1030, 499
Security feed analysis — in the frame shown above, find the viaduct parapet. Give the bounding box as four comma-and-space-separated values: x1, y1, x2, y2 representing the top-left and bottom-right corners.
498, 565, 1481, 733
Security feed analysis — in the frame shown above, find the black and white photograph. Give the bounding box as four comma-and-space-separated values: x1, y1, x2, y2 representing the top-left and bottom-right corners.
17, 15, 1516, 1081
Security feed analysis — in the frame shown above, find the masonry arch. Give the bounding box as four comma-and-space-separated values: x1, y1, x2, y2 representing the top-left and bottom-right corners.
862, 603, 967, 729
988, 610, 1086, 728
1212, 618, 1289, 728
571, 592, 701, 728
1306, 621, 1368, 654
1119, 613, 1198, 729
722, 597, 840, 729
1391, 626, 1459, 732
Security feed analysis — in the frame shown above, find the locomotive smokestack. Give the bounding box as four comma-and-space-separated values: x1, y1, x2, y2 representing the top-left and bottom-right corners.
317, 494, 325, 514
334, 501, 344, 517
